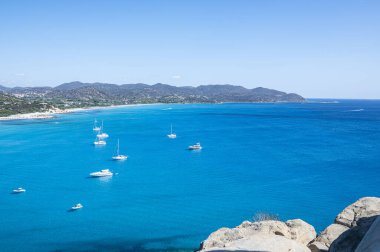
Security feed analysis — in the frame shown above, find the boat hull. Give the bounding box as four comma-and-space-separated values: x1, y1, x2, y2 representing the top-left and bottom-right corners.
112, 155, 128, 160
97, 134, 109, 139
90, 173, 113, 177
12, 190, 26, 193
94, 141, 106, 145
188, 147, 202, 150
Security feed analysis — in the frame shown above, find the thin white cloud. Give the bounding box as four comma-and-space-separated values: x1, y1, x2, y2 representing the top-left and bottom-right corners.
172, 75, 181, 79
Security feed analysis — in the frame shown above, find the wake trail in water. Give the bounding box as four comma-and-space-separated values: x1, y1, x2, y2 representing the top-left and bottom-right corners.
346, 109, 365, 112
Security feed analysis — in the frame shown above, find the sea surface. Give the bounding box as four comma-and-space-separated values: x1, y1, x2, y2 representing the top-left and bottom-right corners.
0, 101, 380, 251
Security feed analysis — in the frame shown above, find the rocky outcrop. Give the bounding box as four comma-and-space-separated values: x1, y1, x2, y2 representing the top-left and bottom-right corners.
308, 224, 349, 252
356, 215, 380, 251
335, 197, 380, 228
309, 197, 380, 252
199, 197, 380, 252
199, 219, 316, 251
204, 234, 310, 252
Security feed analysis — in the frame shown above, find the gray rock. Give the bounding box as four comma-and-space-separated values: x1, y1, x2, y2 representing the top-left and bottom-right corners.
199, 219, 316, 251
329, 216, 378, 252
199, 197, 380, 252
308, 197, 380, 252
308, 224, 349, 251
308, 241, 329, 252
286, 219, 317, 245
335, 197, 380, 228
356, 216, 380, 252
205, 234, 310, 252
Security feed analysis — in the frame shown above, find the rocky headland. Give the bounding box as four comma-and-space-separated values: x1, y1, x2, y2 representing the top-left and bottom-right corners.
198, 197, 380, 252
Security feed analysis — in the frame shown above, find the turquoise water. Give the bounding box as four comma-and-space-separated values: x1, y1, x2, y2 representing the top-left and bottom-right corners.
0, 101, 380, 251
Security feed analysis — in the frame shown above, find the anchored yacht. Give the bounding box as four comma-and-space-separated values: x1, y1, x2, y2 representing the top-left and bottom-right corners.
96, 121, 109, 138
94, 137, 106, 145
112, 139, 128, 160
13, 187, 26, 193
90, 169, 113, 177
188, 142, 202, 150
167, 124, 177, 139
93, 119, 101, 131
71, 203, 83, 210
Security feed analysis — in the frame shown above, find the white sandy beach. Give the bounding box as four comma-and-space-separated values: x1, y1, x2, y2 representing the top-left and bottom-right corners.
0, 103, 160, 121
0, 108, 83, 121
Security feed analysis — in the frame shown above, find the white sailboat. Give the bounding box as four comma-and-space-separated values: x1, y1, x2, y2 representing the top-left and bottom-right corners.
112, 139, 128, 160
96, 120, 109, 139
94, 136, 106, 145
93, 119, 101, 131
167, 124, 177, 139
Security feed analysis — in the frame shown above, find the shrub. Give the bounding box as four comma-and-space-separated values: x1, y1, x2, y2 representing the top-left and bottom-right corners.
253, 212, 280, 222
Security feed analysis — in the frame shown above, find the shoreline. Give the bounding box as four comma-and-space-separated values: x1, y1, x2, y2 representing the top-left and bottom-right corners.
0, 100, 311, 121
0, 103, 160, 121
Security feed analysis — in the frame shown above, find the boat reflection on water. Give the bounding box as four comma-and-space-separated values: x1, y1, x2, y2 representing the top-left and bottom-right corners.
97, 175, 113, 183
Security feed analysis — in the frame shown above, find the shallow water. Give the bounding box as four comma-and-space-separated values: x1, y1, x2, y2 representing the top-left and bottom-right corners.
0, 101, 380, 251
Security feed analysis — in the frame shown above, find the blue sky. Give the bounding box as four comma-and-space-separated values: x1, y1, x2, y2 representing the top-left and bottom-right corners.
0, 0, 379, 98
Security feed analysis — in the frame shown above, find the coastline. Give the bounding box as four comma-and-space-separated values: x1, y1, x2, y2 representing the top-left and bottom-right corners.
0, 108, 80, 121
0, 100, 316, 121
0, 103, 161, 121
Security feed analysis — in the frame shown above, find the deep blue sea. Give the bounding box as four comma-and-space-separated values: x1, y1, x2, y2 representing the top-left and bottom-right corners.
1, 100, 380, 251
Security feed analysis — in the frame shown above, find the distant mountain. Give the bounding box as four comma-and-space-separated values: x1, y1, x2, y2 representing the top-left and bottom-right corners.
0, 85, 10, 92
0, 81, 304, 116
0, 81, 305, 116
37, 82, 303, 103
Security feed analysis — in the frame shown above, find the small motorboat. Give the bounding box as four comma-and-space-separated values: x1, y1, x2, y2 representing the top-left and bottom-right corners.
71, 203, 83, 210
188, 142, 202, 150
13, 187, 26, 193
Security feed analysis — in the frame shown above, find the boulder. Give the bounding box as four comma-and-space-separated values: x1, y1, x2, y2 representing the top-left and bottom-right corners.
199, 219, 316, 251
308, 224, 349, 251
308, 241, 329, 252
199, 197, 380, 252
205, 234, 310, 252
335, 197, 380, 228
356, 216, 380, 252
329, 215, 378, 252
286, 219, 317, 245
308, 197, 380, 252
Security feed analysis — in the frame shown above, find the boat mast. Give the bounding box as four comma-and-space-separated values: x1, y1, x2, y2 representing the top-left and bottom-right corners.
117, 139, 120, 156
